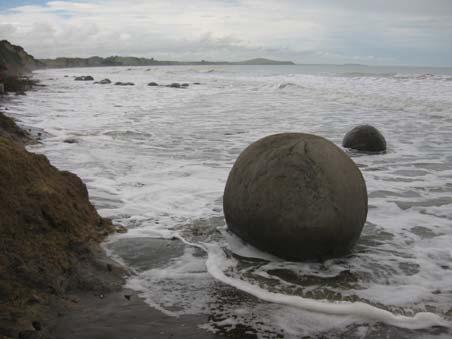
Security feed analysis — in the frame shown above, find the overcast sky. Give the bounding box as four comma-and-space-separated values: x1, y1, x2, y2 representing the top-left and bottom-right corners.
0, 0, 451, 66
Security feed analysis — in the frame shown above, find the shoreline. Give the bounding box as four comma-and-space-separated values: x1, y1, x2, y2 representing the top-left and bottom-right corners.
0, 94, 226, 338
3, 66, 451, 339
0, 104, 126, 338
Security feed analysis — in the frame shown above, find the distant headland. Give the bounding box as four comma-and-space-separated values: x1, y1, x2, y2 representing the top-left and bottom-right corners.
0, 40, 296, 93
39, 56, 295, 68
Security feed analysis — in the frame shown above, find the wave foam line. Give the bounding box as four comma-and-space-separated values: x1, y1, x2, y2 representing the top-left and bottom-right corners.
174, 233, 450, 330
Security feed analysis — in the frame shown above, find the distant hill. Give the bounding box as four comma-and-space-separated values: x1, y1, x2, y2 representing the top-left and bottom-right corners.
0, 40, 43, 77
0, 40, 295, 78
40, 56, 159, 68
236, 58, 294, 65
39, 56, 295, 68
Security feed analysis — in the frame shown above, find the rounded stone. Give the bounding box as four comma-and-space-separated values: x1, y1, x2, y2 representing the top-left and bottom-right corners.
96, 78, 111, 84
223, 133, 368, 261
74, 75, 94, 81
342, 125, 386, 153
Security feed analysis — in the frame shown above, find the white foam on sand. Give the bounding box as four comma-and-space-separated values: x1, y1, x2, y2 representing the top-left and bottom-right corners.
222, 230, 282, 262
204, 242, 450, 330
125, 245, 214, 317
170, 235, 451, 331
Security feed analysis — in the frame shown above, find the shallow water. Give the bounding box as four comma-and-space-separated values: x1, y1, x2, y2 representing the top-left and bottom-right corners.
5, 64, 452, 338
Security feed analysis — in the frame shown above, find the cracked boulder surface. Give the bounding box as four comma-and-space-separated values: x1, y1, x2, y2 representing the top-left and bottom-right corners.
0, 135, 123, 338
223, 133, 368, 261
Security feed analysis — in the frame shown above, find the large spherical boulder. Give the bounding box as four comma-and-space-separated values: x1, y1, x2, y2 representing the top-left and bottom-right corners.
223, 133, 368, 261
342, 125, 386, 153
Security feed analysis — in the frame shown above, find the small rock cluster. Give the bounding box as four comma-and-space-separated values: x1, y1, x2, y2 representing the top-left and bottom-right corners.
114, 82, 135, 86
166, 82, 190, 88
94, 78, 112, 85
74, 75, 94, 81
71, 76, 199, 88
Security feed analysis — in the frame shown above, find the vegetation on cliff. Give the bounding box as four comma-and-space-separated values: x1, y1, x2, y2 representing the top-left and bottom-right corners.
0, 112, 31, 143
0, 40, 42, 94
39, 56, 295, 68
0, 40, 42, 76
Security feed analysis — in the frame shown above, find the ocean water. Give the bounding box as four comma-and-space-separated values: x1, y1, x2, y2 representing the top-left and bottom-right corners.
5, 64, 452, 338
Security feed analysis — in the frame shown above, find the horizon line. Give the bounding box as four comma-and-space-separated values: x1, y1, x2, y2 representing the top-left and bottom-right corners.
36, 55, 452, 69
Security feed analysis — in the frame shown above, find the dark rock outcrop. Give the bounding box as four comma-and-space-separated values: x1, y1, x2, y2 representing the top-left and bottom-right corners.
74, 76, 94, 81
342, 125, 386, 153
114, 82, 134, 86
223, 133, 368, 261
147, 82, 158, 86
94, 78, 111, 85
166, 83, 181, 88
1, 75, 39, 93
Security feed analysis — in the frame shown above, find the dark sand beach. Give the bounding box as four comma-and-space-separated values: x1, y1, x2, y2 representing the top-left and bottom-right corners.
52, 289, 224, 339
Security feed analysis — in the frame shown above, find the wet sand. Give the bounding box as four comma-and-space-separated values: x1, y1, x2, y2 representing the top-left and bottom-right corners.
52, 289, 226, 339
51, 236, 228, 339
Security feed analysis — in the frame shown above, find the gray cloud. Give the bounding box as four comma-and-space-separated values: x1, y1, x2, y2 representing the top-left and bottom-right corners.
0, 0, 451, 66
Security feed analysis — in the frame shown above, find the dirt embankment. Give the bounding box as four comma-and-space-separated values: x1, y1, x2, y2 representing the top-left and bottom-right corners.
0, 112, 32, 143
0, 113, 126, 339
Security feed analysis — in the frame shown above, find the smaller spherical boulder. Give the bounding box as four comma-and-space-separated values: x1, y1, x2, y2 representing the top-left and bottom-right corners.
342, 125, 386, 153
223, 133, 368, 261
